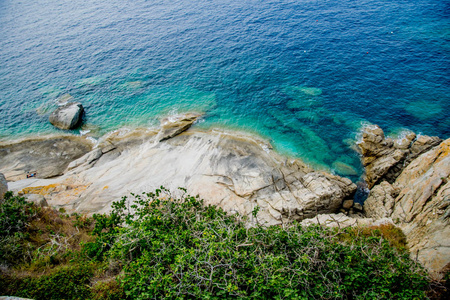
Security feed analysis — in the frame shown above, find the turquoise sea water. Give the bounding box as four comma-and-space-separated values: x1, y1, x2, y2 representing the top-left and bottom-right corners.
1, 0, 449, 179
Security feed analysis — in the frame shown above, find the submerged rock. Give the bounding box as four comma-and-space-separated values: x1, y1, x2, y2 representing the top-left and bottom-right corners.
49, 102, 84, 130
332, 161, 358, 176
56, 93, 75, 105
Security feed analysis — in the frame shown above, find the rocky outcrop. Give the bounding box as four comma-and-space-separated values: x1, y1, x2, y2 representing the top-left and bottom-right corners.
364, 181, 398, 219
157, 113, 202, 141
49, 102, 84, 130
6, 113, 356, 226
357, 125, 441, 188
0, 172, 7, 201
361, 125, 449, 279
0, 136, 93, 180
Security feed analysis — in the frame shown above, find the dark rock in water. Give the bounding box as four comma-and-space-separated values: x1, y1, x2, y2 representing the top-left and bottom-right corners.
49, 102, 84, 130
0, 172, 7, 201
0, 136, 93, 181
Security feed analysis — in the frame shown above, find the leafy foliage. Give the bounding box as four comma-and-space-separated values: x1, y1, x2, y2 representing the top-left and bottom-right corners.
88, 188, 430, 299
0, 189, 443, 299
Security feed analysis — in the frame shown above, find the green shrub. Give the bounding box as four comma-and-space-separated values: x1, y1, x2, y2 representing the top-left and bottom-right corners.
0, 191, 35, 237
1, 264, 94, 300
1, 189, 433, 299
88, 188, 430, 299
0, 192, 36, 265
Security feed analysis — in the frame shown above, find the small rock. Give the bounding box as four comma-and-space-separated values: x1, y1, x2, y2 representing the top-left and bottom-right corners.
49, 102, 84, 130
24, 194, 48, 207
342, 199, 354, 209
0, 172, 7, 201
353, 202, 363, 211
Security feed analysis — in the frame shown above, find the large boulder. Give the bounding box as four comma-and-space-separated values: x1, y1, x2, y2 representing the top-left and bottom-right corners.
363, 134, 450, 279
0, 172, 7, 201
49, 102, 84, 130
357, 125, 441, 188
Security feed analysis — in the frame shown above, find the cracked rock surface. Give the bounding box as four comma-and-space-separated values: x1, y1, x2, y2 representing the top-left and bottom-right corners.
357, 124, 441, 188
5, 113, 356, 226
361, 125, 450, 279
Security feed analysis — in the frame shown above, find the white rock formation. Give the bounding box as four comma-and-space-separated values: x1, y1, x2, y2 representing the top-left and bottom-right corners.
7, 114, 356, 226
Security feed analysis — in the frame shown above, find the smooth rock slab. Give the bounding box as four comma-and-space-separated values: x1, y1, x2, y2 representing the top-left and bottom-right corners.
49, 102, 84, 130
8, 127, 356, 226
0, 136, 93, 181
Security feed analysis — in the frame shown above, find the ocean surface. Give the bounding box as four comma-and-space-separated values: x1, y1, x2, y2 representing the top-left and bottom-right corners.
1, 0, 449, 180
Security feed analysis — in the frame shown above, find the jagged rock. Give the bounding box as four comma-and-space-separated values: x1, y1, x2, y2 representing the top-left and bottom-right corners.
407, 135, 442, 164
24, 194, 48, 207
0, 172, 7, 201
49, 102, 84, 130
364, 181, 397, 219
0, 136, 93, 181
362, 135, 450, 280
158, 113, 202, 141
357, 125, 441, 188
7, 125, 356, 226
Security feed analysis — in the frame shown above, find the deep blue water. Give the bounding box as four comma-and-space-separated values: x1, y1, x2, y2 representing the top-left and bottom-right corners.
1, 0, 449, 179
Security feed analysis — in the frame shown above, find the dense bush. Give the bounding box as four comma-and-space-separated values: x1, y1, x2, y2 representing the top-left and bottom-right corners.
0, 189, 442, 299
0, 191, 36, 265
87, 188, 430, 299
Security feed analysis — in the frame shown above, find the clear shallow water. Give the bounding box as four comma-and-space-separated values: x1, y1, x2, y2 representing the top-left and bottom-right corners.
1, 0, 449, 179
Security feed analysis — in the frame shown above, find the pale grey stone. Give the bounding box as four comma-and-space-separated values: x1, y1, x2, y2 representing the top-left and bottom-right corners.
49, 102, 84, 130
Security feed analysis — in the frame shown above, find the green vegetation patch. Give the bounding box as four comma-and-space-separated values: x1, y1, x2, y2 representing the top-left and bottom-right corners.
0, 189, 444, 299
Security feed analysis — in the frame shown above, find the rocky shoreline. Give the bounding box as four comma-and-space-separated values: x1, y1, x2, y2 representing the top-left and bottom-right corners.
1, 113, 449, 279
